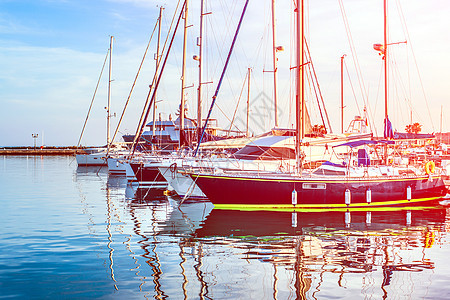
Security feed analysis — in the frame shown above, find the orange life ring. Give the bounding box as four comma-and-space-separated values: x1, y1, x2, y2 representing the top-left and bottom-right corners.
425, 161, 435, 175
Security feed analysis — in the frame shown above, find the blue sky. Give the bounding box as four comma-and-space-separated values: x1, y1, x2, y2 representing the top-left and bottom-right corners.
1, 0, 449, 146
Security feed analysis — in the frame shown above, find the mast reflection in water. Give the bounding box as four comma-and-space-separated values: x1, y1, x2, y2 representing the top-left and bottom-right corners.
192, 208, 446, 299
2, 156, 450, 299
123, 179, 449, 299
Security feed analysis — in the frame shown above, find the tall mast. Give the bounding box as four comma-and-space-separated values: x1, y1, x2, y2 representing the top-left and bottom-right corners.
295, 0, 304, 171
197, 0, 205, 144
247, 67, 251, 137
193, 0, 249, 156
107, 35, 113, 146
384, 0, 388, 121
130, 3, 185, 157
271, 0, 279, 128
152, 7, 163, 138
180, 0, 189, 147
340, 54, 345, 133
383, 0, 389, 164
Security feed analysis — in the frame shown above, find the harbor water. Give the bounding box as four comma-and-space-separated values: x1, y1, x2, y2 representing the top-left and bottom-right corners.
2, 155, 450, 299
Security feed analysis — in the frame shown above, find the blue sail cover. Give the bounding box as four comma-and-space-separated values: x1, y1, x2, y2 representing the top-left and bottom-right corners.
333, 140, 378, 148
384, 116, 394, 139
333, 139, 395, 148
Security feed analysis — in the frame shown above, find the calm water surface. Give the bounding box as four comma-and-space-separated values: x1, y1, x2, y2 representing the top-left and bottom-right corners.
1, 155, 450, 299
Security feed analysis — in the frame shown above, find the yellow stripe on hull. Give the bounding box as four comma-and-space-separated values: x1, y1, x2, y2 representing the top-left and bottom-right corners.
213, 196, 443, 212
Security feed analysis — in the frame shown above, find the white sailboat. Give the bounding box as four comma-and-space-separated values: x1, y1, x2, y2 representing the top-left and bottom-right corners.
76, 36, 114, 167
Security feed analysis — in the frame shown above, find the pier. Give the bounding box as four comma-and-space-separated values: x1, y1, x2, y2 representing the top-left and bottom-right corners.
0, 147, 80, 156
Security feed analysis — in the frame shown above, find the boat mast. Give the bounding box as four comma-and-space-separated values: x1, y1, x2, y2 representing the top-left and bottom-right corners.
271, 0, 279, 128
197, 0, 205, 144
180, 0, 189, 148
383, 0, 389, 164
247, 67, 251, 137
295, 0, 304, 172
340, 54, 345, 133
384, 0, 388, 122
131, 3, 185, 156
152, 7, 163, 140
193, 0, 249, 156
107, 35, 113, 146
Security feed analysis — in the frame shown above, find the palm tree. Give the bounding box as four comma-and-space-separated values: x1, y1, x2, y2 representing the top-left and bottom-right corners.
405, 122, 422, 134
312, 124, 327, 136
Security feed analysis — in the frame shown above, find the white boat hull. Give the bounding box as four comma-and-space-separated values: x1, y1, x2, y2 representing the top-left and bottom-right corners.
76, 153, 106, 166
107, 157, 136, 179
159, 166, 207, 199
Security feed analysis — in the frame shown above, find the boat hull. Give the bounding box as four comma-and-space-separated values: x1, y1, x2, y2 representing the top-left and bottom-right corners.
107, 158, 136, 179
159, 166, 207, 199
191, 173, 448, 210
76, 153, 106, 166
107, 157, 126, 174
130, 162, 168, 187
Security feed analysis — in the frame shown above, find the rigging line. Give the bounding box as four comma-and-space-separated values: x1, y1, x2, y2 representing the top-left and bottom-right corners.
388, 46, 418, 128
337, 0, 370, 118
395, 0, 434, 131
129, 0, 183, 157
227, 71, 248, 136
305, 59, 324, 130
390, 54, 403, 125
215, 102, 245, 135
230, 6, 255, 84
406, 41, 412, 123
217, 0, 240, 55
194, 0, 250, 156
77, 48, 109, 148
373, 61, 385, 131
343, 59, 362, 118
288, 0, 294, 129
207, 15, 227, 78
107, 18, 160, 155
131, 1, 185, 157
394, 71, 420, 125
304, 39, 332, 133
260, 20, 269, 124
210, 0, 246, 84
338, 2, 377, 136
396, 1, 413, 112
245, 4, 267, 69
162, 7, 181, 73
250, 35, 264, 79
390, 49, 417, 125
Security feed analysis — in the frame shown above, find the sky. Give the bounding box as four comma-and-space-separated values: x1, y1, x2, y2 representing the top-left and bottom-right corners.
1, 0, 449, 146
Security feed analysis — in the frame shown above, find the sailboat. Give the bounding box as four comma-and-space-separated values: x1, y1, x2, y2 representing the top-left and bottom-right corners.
188, 0, 447, 210
126, 1, 252, 188
76, 36, 126, 167
152, 0, 367, 199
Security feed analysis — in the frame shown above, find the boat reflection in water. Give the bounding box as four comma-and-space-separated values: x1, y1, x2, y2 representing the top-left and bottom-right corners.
117, 181, 449, 299
76, 165, 108, 175
185, 205, 447, 299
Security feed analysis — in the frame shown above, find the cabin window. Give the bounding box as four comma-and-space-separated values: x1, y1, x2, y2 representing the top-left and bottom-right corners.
302, 183, 326, 190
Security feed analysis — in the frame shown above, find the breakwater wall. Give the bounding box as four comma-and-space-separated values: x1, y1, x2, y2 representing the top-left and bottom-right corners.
0, 147, 81, 155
